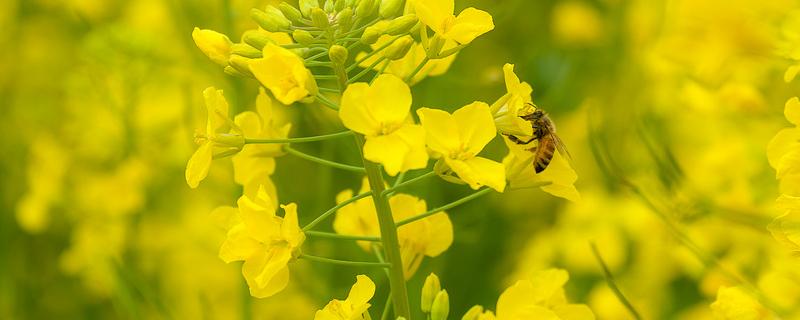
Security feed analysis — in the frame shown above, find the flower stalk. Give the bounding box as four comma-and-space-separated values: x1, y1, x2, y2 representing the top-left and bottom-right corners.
354, 134, 412, 319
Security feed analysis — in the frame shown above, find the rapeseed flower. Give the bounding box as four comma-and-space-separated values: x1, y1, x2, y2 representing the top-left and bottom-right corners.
314, 275, 375, 320
418, 102, 506, 192
495, 269, 595, 320
412, 0, 494, 45
249, 43, 318, 105
339, 74, 428, 176
490, 63, 535, 137
185, 87, 242, 189
503, 136, 580, 202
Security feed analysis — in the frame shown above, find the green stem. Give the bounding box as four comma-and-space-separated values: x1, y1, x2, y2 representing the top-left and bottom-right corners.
404, 56, 430, 83
303, 190, 373, 231
299, 253, 390, 268
393, 172, 407, 187
347, 36, 401, 72
315, 93, 340, 110
355, 135, 412, 319
590, 242, 642, 320
383, 171, 435, 196
397, 188, 493, 227
380, 292, 393, 320
284, 146, 365, 173
305, 231, 381, 242
245, 131, 352, 144
348, 56, 387, 84
319, 87, 340, 93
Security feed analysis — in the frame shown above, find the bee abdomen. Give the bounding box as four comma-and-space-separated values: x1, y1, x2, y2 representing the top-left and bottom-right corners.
533, 138, 556, 173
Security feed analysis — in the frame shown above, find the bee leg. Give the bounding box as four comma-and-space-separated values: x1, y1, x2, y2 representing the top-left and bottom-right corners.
508, 135, 536, 145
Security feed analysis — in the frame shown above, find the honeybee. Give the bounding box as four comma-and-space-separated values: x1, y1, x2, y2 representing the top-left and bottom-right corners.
507, 104, 571, 173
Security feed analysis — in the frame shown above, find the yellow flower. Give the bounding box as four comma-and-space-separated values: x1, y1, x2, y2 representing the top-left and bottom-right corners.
249, 43, 318, 105
710, 286, 771, 320
339, 74, 428, 176
551, 1, 604, 46
185, 87, 242, 189
768, 194, 800, 256
503, 136, 580, 202
219, 186, 305, 298
496, 269, 595, 320
333, 178, 453, 278
314, 275, 375, 320
192, 27, 232, 66
232, 88, 291, 196
417, 102, 506, 192
490, 64, 535, 137
412, 0, 494, 45
357, 35, 457, 85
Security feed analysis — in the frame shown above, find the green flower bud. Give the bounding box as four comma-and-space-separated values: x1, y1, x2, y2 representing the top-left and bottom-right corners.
324, 0, 335, 12
356, 0, 376, 21
385, 14, 417, 35
337, 8, 354, 31
231, 43, 262, 58
421, 273, 441, 313
311, 7, 330, 28
329, 45, 349, 65
335, 0, 346, 11
292, 29, 315, 45
229, 54, 254, 77
379, 0, 404, 18
384, 35, 413, 60
242, 29, 273, 50
345, 0, 357, 7
361, 23, 385, 44
291, 48, 310, 58
431, 290, 449, 320
251, 8, 291, 32
278, 2, 303, 23
224, 65, 248, 78
299, 0, 319, 17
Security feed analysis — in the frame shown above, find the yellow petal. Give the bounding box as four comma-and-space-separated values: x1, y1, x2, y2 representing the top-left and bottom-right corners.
237, 193, 280, 243
368, 74, 413, 125
340, 82, 380, 135
219, 223, 261, 263
346, 275, 376, 307
447, 157, 506, 192
417, 107, 461, 155
452, 101, 497, 155
280, 203, 305, 247
444, 7, 495, 44
538, 151, 580, 202
234, 111, 262, 137
553, 304, 596, 320
785, 65, 800, 83
421, 211, 453, 256
767, 128, 800, 169
242, 247, 292, 298
413, 0, 454, 34
767, 211, 800, 256
363, 124, 428, 176
776, 149, 800, 179
250, 43, 317, 105
185, 142, 213, 189
785, 97, 800, 126
203, 87, 230, 134
710, 286, 769, 320
496, 280, 536, 319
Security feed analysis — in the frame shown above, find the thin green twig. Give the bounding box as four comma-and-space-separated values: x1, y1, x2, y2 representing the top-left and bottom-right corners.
397, 188, 493, 226
284, 146, 365, 173
590, 242, 642, 320
303, 190, 373, 231
299, 253, 390, 268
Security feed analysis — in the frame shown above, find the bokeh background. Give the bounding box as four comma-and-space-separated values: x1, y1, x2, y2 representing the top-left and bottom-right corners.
2, 0, 800, 319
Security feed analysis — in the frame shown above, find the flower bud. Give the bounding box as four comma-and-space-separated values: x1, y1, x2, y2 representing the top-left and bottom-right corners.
310, 7, 330, 29
337, 8, 354, 31
421, 273, 441, 313
431, 290, 449, 320
360, 22, 386, 44
231, 43, 262, 58
329, 45, 349, 65
323, 0, 335, 12
292, 29, 315, 45
379, 0, 404, 18
278, 2, 303, 23
385, 14, 417, 35
242, 29, 273, 50
192, 28, 232, 66
356, 0, 376, 21
224, 66, 247, 78
334, 0, 346, 11
299, 0, 319, 17
384, 35, 413, 60
228, 55, 255, 77
251, 8, 291, 32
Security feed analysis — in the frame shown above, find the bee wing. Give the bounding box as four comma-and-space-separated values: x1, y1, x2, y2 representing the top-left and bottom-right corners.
550, 133, 575, 167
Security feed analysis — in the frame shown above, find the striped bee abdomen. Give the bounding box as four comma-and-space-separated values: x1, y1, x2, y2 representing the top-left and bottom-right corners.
532, 136, 556, 173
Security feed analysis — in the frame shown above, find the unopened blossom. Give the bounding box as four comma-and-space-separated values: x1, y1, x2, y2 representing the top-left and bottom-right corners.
219, 186, 305, 298
192, 27, 232, 66
339, 74, 428, 176
249, 43, 318, 105
314, 275, 375, 320
413, 0, 494, 44
417, 102, 506, 192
